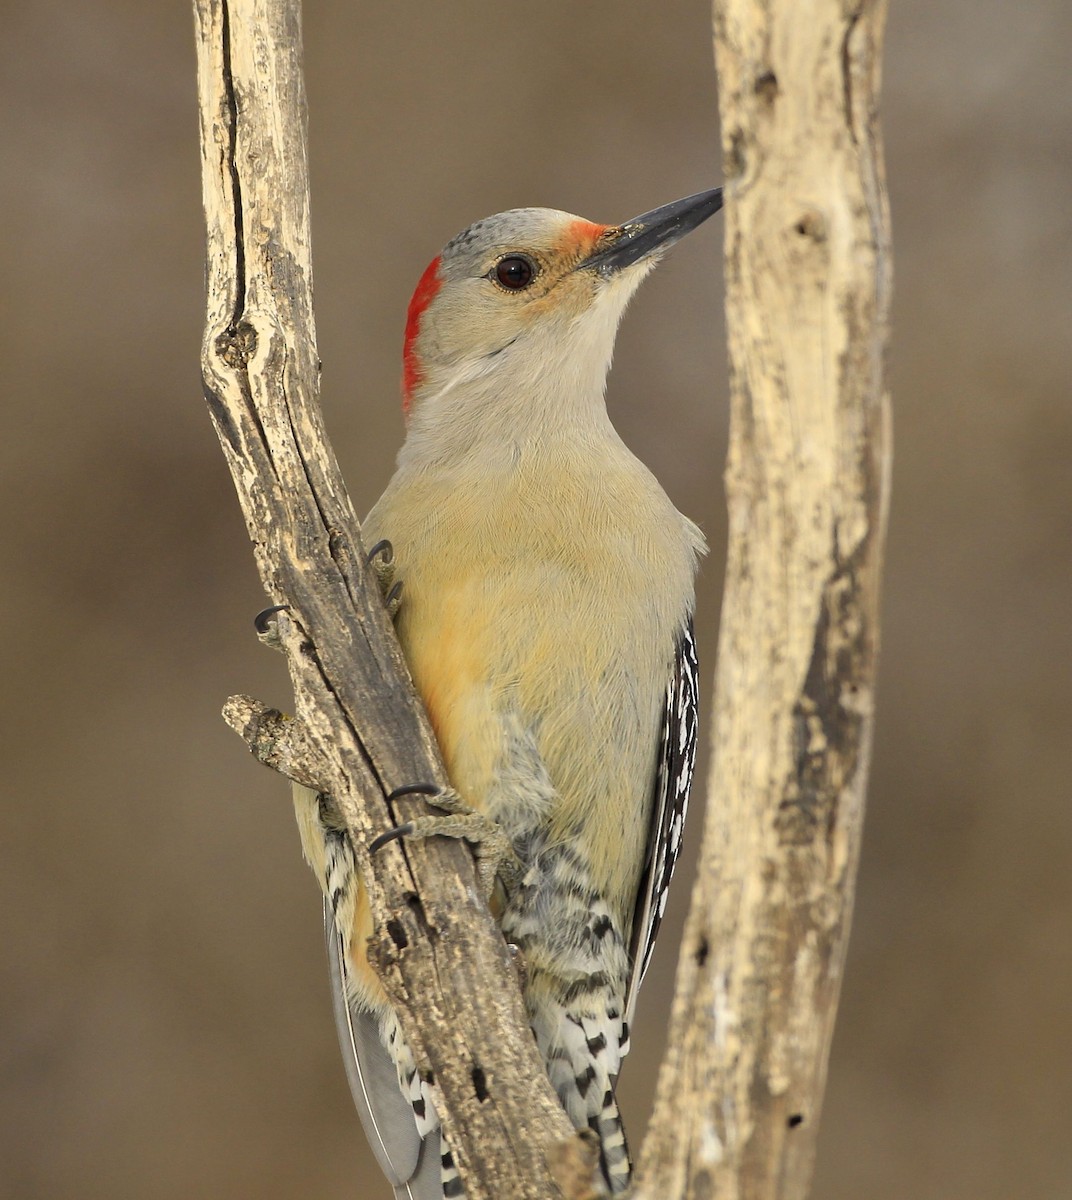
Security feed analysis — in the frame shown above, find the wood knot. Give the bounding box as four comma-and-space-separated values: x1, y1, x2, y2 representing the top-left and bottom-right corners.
754, 70, 779, 106
793, 210, 827, 242
215, 320, 258, 368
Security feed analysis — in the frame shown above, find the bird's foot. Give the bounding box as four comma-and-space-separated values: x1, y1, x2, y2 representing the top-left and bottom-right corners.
366, 539, 403, 618
371, 784, 523, 902
251, 542, 400, 649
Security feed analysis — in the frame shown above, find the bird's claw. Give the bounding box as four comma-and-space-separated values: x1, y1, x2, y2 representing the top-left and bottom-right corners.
253, 604, 290, 651
367, 539, 403, 618
371, 785, 523, 902
252, 540, 400, 651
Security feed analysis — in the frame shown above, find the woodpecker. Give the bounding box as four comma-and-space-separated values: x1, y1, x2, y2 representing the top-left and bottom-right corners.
293, 187, 722, 1199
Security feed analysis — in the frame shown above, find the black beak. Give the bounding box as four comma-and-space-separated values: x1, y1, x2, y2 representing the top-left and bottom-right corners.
582, 187, 723, 276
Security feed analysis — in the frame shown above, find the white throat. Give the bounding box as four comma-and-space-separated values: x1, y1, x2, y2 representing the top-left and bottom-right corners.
401, 275, 647, 470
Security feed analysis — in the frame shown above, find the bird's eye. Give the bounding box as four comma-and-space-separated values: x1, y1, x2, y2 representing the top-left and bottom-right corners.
494, 255, 536, 290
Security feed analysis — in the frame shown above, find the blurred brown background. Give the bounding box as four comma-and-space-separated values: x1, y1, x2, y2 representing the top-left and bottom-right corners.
3, 2, 1070, 1197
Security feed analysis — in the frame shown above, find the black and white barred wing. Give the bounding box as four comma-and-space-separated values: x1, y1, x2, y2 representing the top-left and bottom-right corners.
624, 617, 700, 1029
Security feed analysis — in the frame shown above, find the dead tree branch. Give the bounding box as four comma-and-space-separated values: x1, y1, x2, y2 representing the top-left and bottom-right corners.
192, 2, 581, 1196
634, 2, 892, 1198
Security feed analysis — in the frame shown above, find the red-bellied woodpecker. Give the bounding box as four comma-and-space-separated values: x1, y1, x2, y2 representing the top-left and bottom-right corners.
293, 187, 722, 1199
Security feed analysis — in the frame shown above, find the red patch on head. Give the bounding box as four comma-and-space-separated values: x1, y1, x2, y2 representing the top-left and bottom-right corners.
563, 218, 609, 254
402, 255, 442, 415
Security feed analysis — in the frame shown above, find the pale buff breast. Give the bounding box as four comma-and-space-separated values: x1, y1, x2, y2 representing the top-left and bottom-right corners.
363, 443, 702, 920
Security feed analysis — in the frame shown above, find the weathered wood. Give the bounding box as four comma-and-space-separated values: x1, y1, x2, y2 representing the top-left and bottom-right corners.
192, 2, 579, 1196
222, 693, 326, 790
635, 1, 891, 1198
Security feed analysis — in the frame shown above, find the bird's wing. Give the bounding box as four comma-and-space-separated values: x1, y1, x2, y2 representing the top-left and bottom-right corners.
624, 617, 700, 1030
324, 903, 441, 1200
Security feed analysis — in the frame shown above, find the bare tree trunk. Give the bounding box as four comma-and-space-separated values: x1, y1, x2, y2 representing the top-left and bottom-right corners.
635, 2, 891, 1198
192, 3, 587, 1197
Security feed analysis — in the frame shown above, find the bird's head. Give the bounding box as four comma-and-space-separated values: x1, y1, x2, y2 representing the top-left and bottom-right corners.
400, 188, 723, 419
